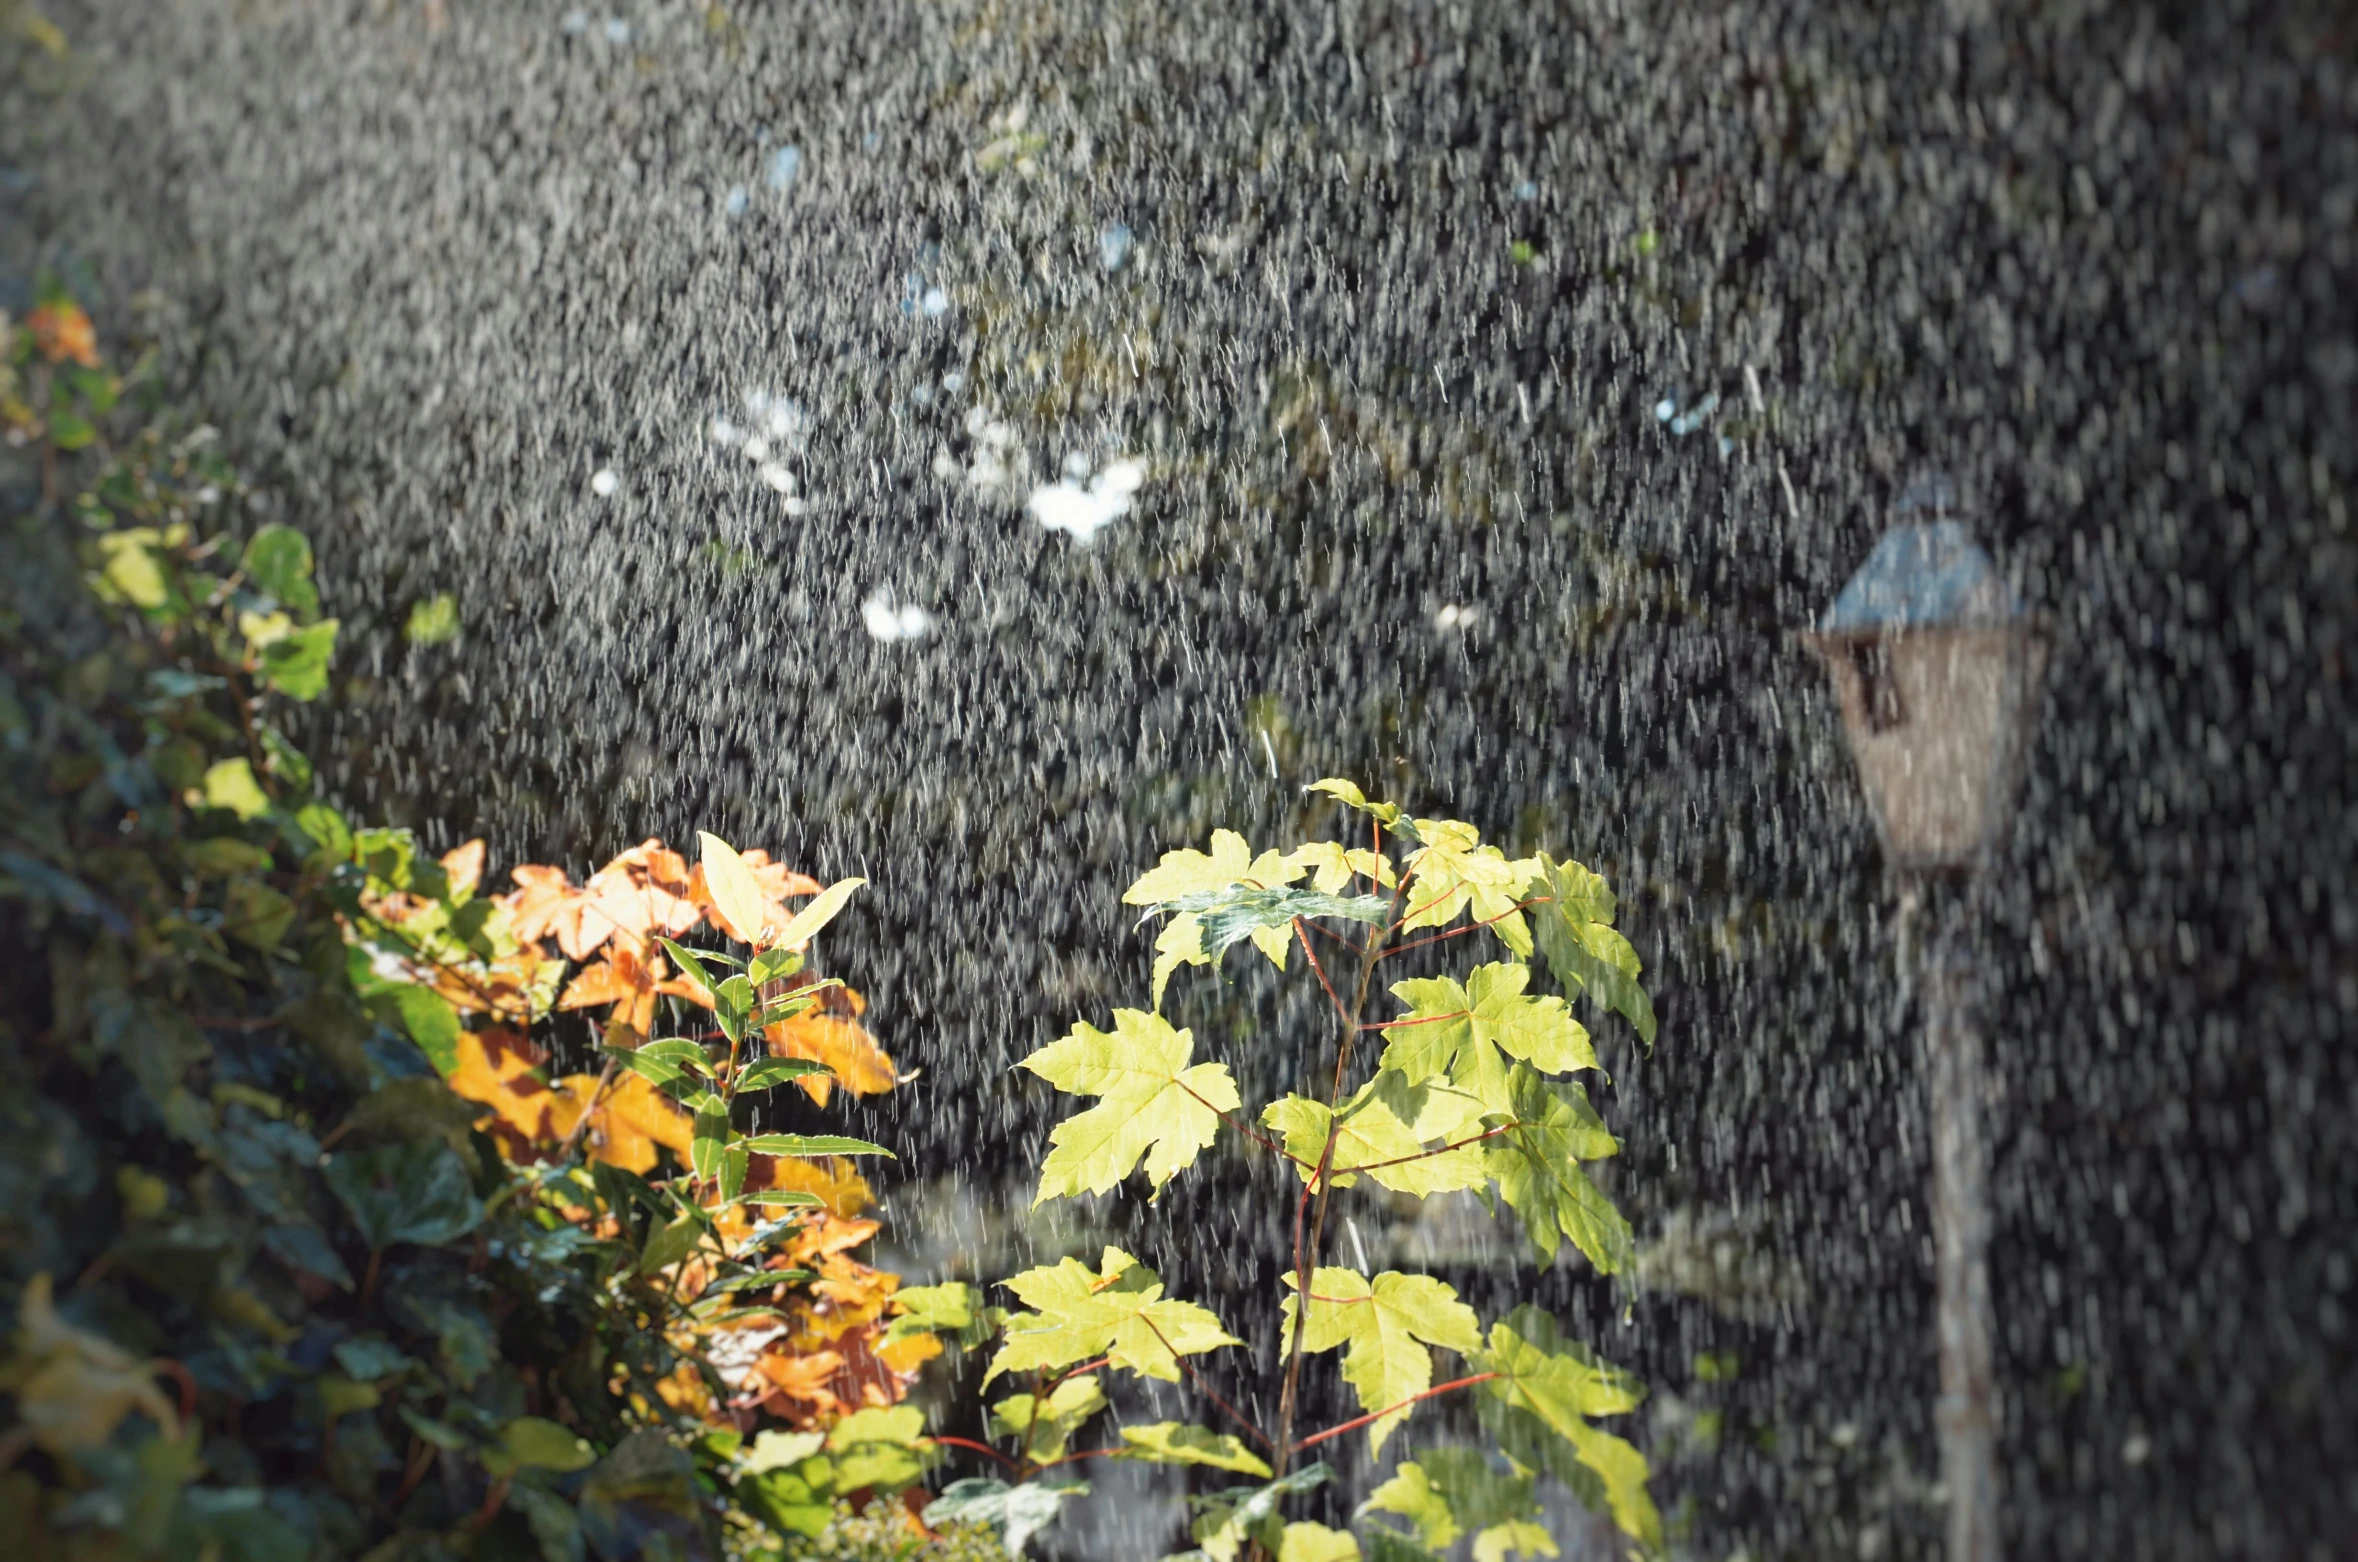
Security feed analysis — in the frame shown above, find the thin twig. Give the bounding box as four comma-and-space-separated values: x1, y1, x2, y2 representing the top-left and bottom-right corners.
1380, 895, 1550, 960
1331, 1122, 1518, 1178
1356, 1010, 1467, 1031
1293, 919, 1351, 1025
931, 1435, 1019, 1473
555, 1058, 620, 1161
1141, 1314, 1273, 1450
1180, 1080, 1308, 1166
1289, 1373, 1501, 1453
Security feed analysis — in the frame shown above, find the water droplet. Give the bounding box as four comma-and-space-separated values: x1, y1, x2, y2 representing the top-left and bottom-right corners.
589, 468, 619, 497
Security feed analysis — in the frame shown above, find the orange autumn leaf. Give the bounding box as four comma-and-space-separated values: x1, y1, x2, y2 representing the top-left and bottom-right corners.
448, 1025, 561, 1154
27, 302, 98, 368
557, 943, 662, 1035
754, 1346, 847, 1413
440, 839, 487, 897
504, 864, 599, 961
688, 848, 826, 946
747, 1154, 873, 1219
543, 1071, 694, 1174
764, 985, 895, 1105
577, 839, 703, 951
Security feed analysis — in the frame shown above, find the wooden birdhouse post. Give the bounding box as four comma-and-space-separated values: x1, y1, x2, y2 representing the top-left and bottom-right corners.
1804, 478, 2046, 1562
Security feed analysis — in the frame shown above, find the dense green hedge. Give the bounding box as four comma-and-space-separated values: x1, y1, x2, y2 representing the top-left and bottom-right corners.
0, 296, 998, 1562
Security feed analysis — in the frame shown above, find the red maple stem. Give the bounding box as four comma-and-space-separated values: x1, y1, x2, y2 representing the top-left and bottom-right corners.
931, 1436, 1019, 1473
1294, 919, 1351, 1025
1380, 895, 1550, 959
1140, 1314, 1275, 1450
1181, 1080, 1310, 1167
1332, 1122, 1519, 1178
1289, 1373, 1502, 1454
1357, 1009, 1468, 1031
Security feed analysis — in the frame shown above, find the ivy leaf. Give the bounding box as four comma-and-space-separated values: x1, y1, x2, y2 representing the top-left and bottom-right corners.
1399, 819, 1536, 953
986, 1247, 1239, 1385
989, 1372, 1106, 1462
259, 619, 337, 701
199, 758, 270, 821
1279, 1269, 1481, 1453
1379, 962, 1595, 1111
242, 524, 319, 615
1484, 1065, 1629, 1272
929, 1476, 1090, 1557
1471, 1521, 1558, 1562
737, 1133, 893, 1158
1115, 1422, 1271, 1478
323, 1143, 483, 1249
1527, 856, 1656, 1047
1260, 1093, 1484, 1196
1021, 1009, 1239, 1203
483, 1416, 597, 1478
1305, 777, 1402, 828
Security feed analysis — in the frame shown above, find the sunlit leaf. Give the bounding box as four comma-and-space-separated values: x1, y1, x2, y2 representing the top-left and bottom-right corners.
989, 1372, 1106, 1462
1380, 962, 1595, 1111
1116, 1422, 1271, 1477
1305, 777, 1402, 828
1483, 1065, 1629, 1272
1527, 855, 1656, 1047
769, 874, 865, 951
986, 1247, 1239, 1385
1022, 1009, 1238, 1203
738, 1133, 892, 1158
1280, 1269, 1480, 1453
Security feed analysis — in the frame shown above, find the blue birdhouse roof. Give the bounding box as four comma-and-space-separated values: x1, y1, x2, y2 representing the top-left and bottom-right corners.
1820, 519, 2024, 632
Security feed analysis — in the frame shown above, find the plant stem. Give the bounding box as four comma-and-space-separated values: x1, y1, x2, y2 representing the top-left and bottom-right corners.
556, 1058, 619, 1161
1288, 1373, 1501, 1454
1269, 869, 1407, 1481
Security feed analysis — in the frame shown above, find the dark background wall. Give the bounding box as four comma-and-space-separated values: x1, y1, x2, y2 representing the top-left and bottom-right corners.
4, 2, 2351, 1555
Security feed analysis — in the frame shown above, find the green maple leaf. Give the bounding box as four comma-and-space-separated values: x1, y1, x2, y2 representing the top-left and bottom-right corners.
1399, 819, 1538, 954
1116, 1422, 1271, 1478
1285, 840, 1398, 895
1471, 1520, 1558, 1562
1527, 855, 1657, 1047
1022, 1009, 1240, 1203
1379, 962, 1596, 1111
987, 1247, 1240, 1385
1280, 1269, 1481, 1453
1305, 777, 1402, 828
1261, 1092, 1485, 1196
989, 1373, 1107, 1463
1474, 1310, 1656, 1549
1484, 1064, 1630, 1271
1360, 1460, 1462, 1551
1126, 829, 1309, 1002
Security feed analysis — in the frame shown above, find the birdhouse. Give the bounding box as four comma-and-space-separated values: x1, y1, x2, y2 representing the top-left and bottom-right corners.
1803, 483, 2047, 874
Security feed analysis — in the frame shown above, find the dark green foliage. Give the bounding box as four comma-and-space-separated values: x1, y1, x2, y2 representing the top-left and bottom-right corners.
0, 350, 760, 1561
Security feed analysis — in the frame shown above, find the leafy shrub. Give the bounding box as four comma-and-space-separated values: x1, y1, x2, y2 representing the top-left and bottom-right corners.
0, 288, 952, 1561
915, 788, 1664, 1561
